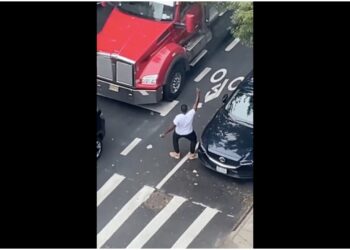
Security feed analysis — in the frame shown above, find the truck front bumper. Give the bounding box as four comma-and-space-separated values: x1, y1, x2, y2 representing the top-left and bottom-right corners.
97, 79, 163, 105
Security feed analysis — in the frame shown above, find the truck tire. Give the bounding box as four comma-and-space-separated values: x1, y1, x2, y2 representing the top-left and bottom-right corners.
163, 64, 185, 101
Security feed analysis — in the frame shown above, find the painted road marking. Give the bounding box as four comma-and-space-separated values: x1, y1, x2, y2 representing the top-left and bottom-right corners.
156, 153, 190, 190
120, 138, 142, 156
225, 38, 240, 52
204, 79, 229, 103
126, 195, 187, 248
194, 67, 212, 82
156, 143, 199, 190
139, 100, 179, 117
97, 173, 125, 207
97, 185, 155, 248
210, 68, 227, 83
171, 207, 218, 248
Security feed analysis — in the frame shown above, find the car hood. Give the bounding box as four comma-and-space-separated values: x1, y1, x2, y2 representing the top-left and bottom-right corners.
97, 8, 173, 62
202, 108, 253, 162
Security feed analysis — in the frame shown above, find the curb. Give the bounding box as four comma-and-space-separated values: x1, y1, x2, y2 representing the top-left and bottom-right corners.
232, 204, 253, 232
220, 204, 253, 248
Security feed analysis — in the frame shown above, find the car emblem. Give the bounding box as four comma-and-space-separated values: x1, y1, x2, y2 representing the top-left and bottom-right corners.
219, 157, 226, 163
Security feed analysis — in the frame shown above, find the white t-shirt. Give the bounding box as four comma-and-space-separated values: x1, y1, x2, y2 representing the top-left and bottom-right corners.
173, 109, 196, 135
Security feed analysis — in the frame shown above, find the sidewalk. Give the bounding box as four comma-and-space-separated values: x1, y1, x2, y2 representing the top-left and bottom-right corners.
221, 207, 253, 248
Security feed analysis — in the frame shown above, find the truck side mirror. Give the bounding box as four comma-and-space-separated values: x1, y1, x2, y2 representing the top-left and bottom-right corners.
222, 94, 229, 104
185, 14, 196, 33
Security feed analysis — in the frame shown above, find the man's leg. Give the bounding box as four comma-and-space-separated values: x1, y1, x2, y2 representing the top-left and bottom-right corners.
186, 131, 198, 159
173, 132, 180, 153
170, 132, 181, 159
189, 131, 197, 153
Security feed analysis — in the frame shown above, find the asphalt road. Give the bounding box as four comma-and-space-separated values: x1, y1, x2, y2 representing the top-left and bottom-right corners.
97, 5, 253, 248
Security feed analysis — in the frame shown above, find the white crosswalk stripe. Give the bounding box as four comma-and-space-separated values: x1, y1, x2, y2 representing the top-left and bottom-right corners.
126, 195, 187, 249
97, 173, 125, 207
171, 207, 219, 248
97, 185, 155, 248
97, 173, 223, 249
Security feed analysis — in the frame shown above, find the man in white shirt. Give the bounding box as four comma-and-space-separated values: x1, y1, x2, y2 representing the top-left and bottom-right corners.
160, 88, 200, 160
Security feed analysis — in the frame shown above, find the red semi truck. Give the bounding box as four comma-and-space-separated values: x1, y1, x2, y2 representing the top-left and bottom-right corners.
97, 1, 232, 104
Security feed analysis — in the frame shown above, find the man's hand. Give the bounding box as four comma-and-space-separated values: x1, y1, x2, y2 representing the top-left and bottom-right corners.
193, 88, 201, 111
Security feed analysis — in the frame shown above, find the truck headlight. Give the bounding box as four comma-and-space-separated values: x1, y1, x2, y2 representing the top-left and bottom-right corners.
141, 75, 158, 85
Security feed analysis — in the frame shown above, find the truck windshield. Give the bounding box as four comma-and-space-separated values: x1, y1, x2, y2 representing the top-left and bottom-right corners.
116, 2, 174, 21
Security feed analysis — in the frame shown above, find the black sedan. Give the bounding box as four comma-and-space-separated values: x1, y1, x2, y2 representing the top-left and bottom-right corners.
199, 71, 253, 179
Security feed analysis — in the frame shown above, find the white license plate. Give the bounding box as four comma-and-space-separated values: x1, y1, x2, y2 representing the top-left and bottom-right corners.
109, 84, 119, 92
216, 166, 227, 174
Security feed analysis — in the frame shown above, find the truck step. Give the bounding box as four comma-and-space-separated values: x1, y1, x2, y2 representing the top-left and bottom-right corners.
189, 49, 208, 67
185, 34, 206, 52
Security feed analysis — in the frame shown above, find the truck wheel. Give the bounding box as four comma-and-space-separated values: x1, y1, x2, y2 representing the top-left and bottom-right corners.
163, 64, 185, 101
97, 138, 103, 159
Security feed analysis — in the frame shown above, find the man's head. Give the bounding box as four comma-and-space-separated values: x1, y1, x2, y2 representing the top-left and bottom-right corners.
181, 104, 188, 114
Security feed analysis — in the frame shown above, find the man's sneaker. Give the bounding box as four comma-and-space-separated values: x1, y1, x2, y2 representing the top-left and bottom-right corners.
189, 153, 198, 160
169, 152, 180, 159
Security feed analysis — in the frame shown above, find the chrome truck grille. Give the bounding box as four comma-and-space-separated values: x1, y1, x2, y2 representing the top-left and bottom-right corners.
97, 52, 134, 86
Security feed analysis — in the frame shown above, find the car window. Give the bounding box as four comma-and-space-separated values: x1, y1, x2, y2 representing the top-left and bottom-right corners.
225, 87, 253, 127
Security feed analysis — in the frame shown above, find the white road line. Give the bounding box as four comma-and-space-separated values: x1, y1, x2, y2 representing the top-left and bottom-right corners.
225, 38, 240, 52
171, 207, 218, 249
120, 138, 142, 156
156, 153, 189, 190
160, 100, 179, 116
126, 195, 187, 249
156, 143, 199, 190
97, 185, 155, 248
97, 173, 125, 207
194, 67, 212, 82
139, 100, 179, 117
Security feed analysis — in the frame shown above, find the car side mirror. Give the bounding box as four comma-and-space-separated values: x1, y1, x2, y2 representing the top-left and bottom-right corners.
222, 94, 229, 104
185, 14, 196, 33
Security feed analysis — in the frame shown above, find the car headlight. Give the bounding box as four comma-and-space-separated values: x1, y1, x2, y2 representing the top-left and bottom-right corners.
240, 159, 253, 166
141, 75, 158, 85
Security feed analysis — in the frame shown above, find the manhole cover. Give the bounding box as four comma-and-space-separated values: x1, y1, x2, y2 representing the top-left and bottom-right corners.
144, 191, 171, 211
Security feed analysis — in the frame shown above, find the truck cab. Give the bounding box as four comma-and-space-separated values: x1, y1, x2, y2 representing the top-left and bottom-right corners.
97, 1, 231, 105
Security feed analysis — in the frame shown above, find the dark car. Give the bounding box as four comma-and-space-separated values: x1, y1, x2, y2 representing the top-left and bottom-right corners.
198, 71, 253, 179
97, 108, 106, 159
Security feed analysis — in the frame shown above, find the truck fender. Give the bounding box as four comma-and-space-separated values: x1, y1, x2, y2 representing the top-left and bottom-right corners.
138, 43, 188, 88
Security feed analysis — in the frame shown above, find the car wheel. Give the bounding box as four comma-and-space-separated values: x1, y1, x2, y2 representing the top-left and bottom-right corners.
163, 64, 185, 101
97, 138, 103, 159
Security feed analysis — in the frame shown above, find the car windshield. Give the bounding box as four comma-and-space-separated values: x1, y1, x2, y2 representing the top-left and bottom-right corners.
116, 2, 174, 21
225, 87, 253, 127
